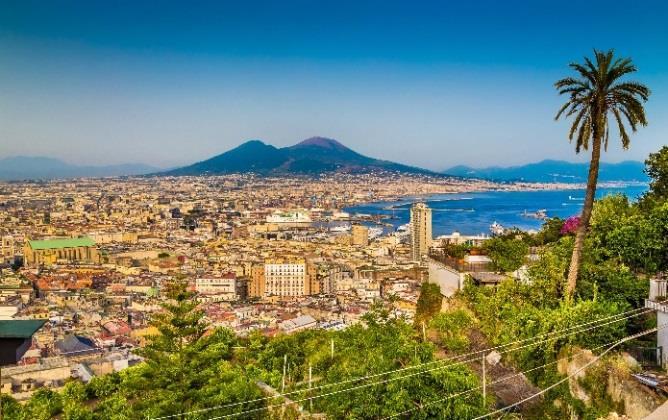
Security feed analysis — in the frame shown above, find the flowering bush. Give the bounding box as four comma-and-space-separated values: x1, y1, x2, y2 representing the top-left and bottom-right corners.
560, 216, 580, 235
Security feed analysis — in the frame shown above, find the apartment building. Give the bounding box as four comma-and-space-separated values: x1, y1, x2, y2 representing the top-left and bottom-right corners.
265, 259, 308, 297
249, 258, 320, 298
195, 272, 241, 301
410, 202, 432, 261
1, 235, 16, 264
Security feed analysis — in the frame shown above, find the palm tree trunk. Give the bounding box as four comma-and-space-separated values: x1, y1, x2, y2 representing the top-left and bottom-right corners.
565, 131, 602, 300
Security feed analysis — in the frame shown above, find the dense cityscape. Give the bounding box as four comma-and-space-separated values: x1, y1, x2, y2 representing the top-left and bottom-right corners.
2, 154, 668, 419
2, 2, 668, 419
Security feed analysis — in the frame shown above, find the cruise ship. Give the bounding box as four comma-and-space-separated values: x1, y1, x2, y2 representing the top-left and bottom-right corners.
266, 211, 312, 224
330, 223, 351, 232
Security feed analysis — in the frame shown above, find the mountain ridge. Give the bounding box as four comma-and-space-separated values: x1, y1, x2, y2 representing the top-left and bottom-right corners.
443, 159, 648, 183
0, 156, 159, 181
163, 137, 433, 176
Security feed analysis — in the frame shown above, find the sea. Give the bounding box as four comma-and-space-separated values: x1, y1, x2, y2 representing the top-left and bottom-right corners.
344, 185, 648, 236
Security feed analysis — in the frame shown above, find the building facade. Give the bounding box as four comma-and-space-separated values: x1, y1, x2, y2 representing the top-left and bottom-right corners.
195, 273, 240, 301
410, 202, 432, 261
23, 237, 99, 268
249, 264, 266, 298
351, 224, 369, 246
249, 258, 320, 298
264, 259, 308, 297
1, 235, 16, 264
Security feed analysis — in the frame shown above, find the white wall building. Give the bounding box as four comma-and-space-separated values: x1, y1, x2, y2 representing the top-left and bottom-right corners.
195, 274, 239, 301
265, 262, 308, 296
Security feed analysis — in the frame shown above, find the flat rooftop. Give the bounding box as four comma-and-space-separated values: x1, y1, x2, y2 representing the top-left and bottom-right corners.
0, 319, 46, 338
28, 237, 95, 250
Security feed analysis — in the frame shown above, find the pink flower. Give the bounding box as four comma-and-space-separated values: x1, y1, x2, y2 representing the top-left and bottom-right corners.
560, 216, 580, 235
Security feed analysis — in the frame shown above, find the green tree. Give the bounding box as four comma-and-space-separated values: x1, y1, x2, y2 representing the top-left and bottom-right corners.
121, 281, 263, 419
641, 145, 668, 207
589, 195, 665, 273
21, 388, 63, 420
60, 381, 93, 420
415, 282, 443, 326
555, 49, 650, 299
534, 217, 564, 245
1, 394, 23, 420
312, 307, 485, 418
482, 237, 528, 272
430, 309, 474, 352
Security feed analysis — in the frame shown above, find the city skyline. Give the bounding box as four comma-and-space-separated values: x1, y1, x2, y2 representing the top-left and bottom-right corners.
2, 3, 667, 418
1, 1, 667, 170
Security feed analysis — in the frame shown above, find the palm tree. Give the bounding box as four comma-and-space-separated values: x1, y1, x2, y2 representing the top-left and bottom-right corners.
555, 49, 650, 300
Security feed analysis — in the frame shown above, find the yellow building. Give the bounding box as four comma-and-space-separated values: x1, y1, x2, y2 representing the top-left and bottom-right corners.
249, 258, 318, 299
23, 237, 99, 267
351, 224, 369, 246
1, 235, 16, 264
249, 264, 266, 298
410, 203, 432, 261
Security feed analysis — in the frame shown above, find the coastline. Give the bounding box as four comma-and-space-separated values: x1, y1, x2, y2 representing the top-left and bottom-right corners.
344, 183, 648, 235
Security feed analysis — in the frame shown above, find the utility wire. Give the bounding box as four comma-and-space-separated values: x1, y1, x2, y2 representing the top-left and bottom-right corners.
383, 322, 667, 419
150, 306, 650, 420
471, 323, 666, 420
196, 308, 651, 420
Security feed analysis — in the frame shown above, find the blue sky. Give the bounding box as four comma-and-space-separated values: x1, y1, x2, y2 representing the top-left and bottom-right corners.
1, 1, 667, 170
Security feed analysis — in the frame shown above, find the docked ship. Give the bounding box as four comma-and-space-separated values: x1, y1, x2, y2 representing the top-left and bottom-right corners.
490, 221, 505, 236
266, 211, 312, 224
329, 223, 351, 232
395, 223, 411, 239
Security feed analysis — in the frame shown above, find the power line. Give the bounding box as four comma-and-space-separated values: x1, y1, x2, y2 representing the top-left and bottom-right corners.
383, 322, 667, 419
472, 324, 667, 420
197, 308, 652, 419
150, 306, 650, 420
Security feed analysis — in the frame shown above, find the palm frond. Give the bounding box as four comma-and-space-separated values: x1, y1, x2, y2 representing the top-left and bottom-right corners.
569, 108, 588, 140
612, 107, 631, 149
555, 50, 649, 154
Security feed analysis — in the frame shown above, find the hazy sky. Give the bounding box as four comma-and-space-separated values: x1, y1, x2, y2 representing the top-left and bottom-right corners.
1, 1, 667, 170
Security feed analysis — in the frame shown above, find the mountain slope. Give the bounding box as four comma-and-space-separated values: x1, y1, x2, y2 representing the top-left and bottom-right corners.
164, 137, 432, 176
0, 156, 159, 180
165, 140, 288, 176
443, 159, 647, 183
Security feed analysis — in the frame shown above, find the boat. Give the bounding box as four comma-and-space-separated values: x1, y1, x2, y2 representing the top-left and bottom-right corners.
331, 211, 350, 220
490, 221, 505, 236
568, 195, 584, 201
521, 209, 548, 220
395, 223, 411, 238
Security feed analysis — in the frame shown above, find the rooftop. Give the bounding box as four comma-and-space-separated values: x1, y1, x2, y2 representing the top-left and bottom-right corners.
0, 319, 46, 338
28, 237, 96, 250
